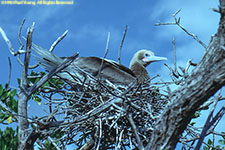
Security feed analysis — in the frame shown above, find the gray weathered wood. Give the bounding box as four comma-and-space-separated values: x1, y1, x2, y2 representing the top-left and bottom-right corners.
146, 2, 225, 149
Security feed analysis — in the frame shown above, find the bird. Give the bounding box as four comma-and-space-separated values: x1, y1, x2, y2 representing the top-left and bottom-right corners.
33, 45, 167, 86
129, 50, 167, 83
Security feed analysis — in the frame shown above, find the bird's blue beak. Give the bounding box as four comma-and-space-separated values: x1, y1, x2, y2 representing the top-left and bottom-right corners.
142, 55, 167, 63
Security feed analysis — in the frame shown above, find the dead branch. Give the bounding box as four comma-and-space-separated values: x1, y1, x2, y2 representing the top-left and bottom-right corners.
98, 32, 110, 78
18, 18, 25, 50
18, 22, 35, 150
118, 25, 128, 64
194, 93, 220, 150
127, 113, 144, 150
28, 52, 79, 96
155, 8, 207, 49
17, 18, 39, 69
172, 38, 177, 73
49, 30, 68, 52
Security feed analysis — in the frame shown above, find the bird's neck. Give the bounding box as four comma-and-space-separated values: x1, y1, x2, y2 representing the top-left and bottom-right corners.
129, 62, 149, 83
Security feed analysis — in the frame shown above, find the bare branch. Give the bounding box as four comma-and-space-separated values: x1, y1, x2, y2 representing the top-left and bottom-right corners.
18, 18, 25, 50
194, 93, 220, 150
18, 22, 35, 150
172, 38, 177, 73
0, 27, 16, 56
48, 137, 61, 150
173, 8, 182, 17
96, 119, 102, 150
127, 113, 144, 150
49, 30, 68, 52
22, 22, 35, 89
118, 25, 128, 64
97, 32, 110, 77
211, 8, 220, 13
28, 52, 79, 96
155, 9, 207, 49
115, 129, 124, 150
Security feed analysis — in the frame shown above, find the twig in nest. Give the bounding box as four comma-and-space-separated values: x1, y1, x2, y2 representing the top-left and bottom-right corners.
96, 119, 102, 150
127, 113, 144, 150
115, 129, 124, 150
118, 25, 128, 64
98, 32, 110, 78
48, 137, 61, 150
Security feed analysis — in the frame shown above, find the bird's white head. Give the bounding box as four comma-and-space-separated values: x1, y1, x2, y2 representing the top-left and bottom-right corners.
130, 49, 167, 68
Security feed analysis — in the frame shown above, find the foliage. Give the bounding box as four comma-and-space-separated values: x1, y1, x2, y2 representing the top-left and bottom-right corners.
0, 84, 17, 124
0, 127, 18, 150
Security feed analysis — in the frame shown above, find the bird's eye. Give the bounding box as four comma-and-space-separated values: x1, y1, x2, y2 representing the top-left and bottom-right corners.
145, 53, 150, 57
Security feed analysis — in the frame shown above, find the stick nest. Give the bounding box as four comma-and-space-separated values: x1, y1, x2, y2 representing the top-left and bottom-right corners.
35, 69, 168, 149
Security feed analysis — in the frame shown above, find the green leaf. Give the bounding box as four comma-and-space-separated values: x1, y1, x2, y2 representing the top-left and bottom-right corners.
4, 83, 9, 89
6, 116, 13, 124
0, 127, 18, 149
17, 78, 21, 85
12, 100, 18, 112
11, 89, 17, 97
0, 84, 3, 96
190, 122, 196, 126
40, 72, 46, 76
1, 91, 8, 100
42, 81, 49, 88
208, 138, 212, 145
34, 77, 40, 83
0, 113, 5, 119
30, 71, 38, 76
219, 139, 225, 145
203, 145, 209, 150
32, 95, 42, 105
193, 110, 201, 118
222, 132, 225, 140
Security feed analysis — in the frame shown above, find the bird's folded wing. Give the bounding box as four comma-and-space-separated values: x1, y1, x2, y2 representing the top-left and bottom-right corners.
72, 57, 137, 85
33, 44, 136, 85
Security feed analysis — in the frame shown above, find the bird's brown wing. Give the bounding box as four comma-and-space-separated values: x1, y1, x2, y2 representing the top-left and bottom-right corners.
71, 57, 137, 85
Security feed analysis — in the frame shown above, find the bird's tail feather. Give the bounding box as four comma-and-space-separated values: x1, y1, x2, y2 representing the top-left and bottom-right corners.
32, 44, 63, 71
32, 44, 88, 86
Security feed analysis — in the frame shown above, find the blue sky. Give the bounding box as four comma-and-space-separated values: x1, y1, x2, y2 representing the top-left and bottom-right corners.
0, 0, 223, 149
0, 0, 219, 85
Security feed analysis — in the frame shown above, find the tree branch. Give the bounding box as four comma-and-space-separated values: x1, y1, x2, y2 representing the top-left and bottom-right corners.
18, 22, 35, 150
147, 2, 225, 149
49, 30, 68, 52
118, 25, 128, 64
155, 8, 207, 49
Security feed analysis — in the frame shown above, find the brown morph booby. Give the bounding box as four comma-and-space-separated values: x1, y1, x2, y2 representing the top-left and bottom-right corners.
129, 50, 167, 83
33, 45, 167, 86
